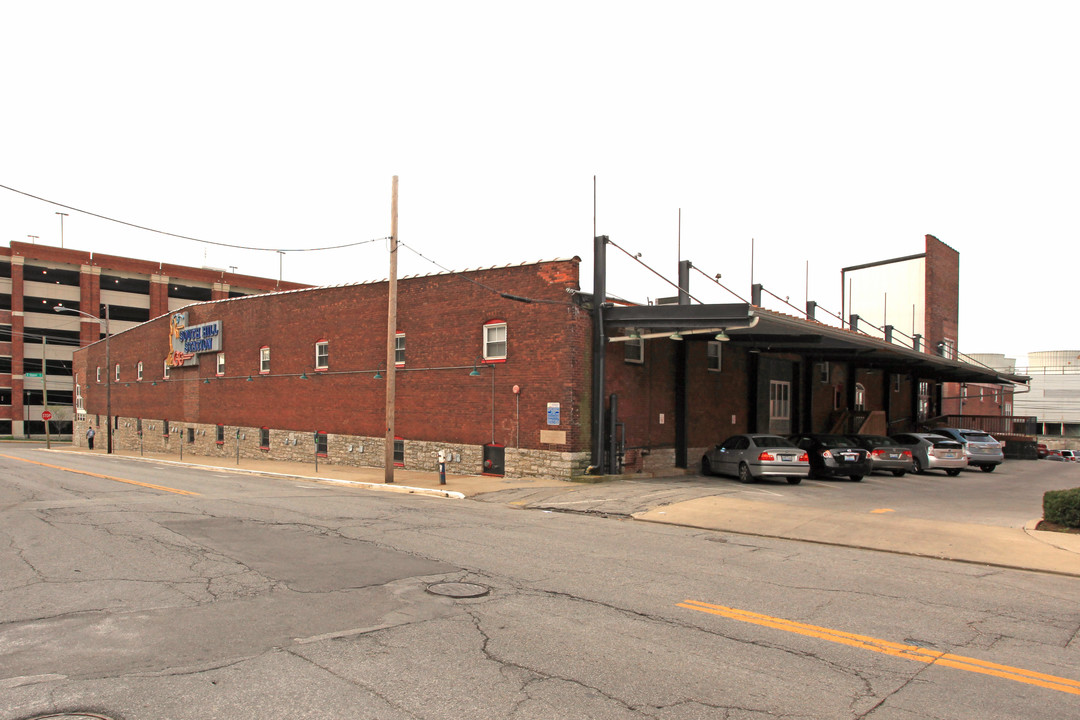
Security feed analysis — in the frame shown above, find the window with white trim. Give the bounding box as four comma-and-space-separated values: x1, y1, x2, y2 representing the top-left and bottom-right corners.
855, 382, 866, 411
260, 346, 270, 374
315, 341, 329, 370
624, 339, 643, 364
96, 366, 102, 383
137, 361, 143, 381
163, 360, 171, 380
483, 321, 506, 361
769, 380, 791, 435
707, 341, 722, 372
216, 352, 225, 376
394, 333, 405, 366
114, 363, 120, 382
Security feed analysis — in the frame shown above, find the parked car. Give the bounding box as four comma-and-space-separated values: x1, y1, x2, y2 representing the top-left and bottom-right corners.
1047, 449, 1065, 461
890, 433, 967, 476
1060, 450, 1078, 462
850, 435, 916, 476
932, 428, 1005, 472
788, 433, 872, 481
701, 434, 810, 484
1037, 443, 1049, 459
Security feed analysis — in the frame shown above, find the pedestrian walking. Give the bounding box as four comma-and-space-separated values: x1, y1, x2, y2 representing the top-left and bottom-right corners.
86, 426, 96, 450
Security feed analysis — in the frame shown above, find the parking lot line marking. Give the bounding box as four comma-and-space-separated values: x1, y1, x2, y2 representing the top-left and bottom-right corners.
0, 454, 200, 497
870, 508, 895, 514
678, 600, 1080, 696
805, 481, 842, 490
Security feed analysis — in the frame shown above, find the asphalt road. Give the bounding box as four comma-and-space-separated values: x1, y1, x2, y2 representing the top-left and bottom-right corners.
1, 445, 1078, 719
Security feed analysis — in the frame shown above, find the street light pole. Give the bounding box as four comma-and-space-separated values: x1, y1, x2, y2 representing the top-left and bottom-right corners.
54, 303, 111, 454
104, 303, 112, 454
56, 212, 68, 248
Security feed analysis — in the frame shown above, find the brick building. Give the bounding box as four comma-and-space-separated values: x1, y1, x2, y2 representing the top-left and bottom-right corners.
1, 240, 307, 438
70, 245, 1023, 480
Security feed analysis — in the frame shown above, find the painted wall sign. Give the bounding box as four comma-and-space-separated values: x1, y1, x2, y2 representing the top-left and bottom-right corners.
168, 312, 223, 367
547, 402, 560, 426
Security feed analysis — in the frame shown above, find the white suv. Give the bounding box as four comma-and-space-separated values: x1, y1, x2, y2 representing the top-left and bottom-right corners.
933, 428, 1005, 472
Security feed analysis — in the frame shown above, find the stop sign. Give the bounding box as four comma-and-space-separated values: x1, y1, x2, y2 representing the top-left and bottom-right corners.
41, 410, 52, 421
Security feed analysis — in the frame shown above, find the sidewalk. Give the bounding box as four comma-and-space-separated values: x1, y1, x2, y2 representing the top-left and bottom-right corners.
50, 446, 570, 499
635, 496, 1080, 577
50, 446, 1080, 577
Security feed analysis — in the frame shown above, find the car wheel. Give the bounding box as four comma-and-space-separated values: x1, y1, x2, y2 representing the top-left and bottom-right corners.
701, 456, 712, 476
891, 470, 906, 477
786, 476, 802, 485
738, 463, 754, 484
946, 469, 962, 477
913, 457, 925, 474
849, 475, 863, 482
980, 464, 996, 473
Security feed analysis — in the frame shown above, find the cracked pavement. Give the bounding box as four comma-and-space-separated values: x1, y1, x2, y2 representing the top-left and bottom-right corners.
1, 446, 1078, 719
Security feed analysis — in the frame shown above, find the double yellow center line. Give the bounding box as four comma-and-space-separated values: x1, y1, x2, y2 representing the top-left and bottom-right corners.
679, 600, 1080, 696
0, 454, 200, 496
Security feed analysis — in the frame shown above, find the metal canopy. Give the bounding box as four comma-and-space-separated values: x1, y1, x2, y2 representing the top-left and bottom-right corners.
604, 304, 1028, 386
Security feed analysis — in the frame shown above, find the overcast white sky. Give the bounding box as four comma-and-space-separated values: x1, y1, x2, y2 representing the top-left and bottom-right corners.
3, 2, 1077, 365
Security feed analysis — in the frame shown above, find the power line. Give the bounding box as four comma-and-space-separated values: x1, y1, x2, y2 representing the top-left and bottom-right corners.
605, 238, 704, 304
0, 182, 389, 252
397, 242, 574, 306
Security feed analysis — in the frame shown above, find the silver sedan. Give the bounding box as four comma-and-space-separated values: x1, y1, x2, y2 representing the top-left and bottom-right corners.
701, 434, 810, 484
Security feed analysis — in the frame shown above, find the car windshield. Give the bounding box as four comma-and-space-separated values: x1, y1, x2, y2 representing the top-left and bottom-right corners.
815, 435, 856, 449
859, 436, 896, 448
753, 436, 796, 448
960, 431, 994, 442
930, 438, 962, 449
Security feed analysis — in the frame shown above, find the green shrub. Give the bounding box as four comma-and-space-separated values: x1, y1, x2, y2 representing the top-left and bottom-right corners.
1043, 488, 1080, 528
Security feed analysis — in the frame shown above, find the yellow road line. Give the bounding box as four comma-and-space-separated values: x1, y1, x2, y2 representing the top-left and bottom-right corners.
0, 454, 200, 497
678, 600, 1080, 696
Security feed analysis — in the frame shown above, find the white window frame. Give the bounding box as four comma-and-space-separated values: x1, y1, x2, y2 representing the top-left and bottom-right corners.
315, 341, 329, 370
483, 321, 507, 361
137, 361, 143, 381
624, 338, 644, 364
706, 341, 722, 372
163, 360, 171, 380
216, 352, 225, 376
394, 333, 405, 367
114, 363, 121, 382
260, 346, 270, 374
855, 382, 866, 411
96, 366, 102, 383
769, 380, 791, 435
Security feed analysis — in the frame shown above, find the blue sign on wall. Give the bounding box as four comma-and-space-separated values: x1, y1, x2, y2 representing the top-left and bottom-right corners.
547, 402, 560, 426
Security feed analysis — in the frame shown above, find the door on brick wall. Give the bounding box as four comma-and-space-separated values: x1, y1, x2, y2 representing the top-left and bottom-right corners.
769, 380, 791, 435
483, 443, 505, 476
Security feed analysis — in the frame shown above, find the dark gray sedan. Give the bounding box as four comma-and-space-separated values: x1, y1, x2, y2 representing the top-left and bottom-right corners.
701, 434, 810, 484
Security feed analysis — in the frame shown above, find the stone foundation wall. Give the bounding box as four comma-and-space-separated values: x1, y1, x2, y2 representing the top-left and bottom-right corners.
73, 416, 590, 480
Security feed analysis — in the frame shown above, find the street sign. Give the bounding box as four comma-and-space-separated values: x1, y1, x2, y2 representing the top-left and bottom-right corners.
25, 372, 42, 378
41, 411, 52, 421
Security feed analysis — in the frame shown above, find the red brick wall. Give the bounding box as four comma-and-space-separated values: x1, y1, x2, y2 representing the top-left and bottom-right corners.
74, 259, 588, 451
924, 234, 959, 353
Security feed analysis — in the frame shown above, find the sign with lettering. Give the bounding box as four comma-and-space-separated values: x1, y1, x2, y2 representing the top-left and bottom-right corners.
167, 312, 223, 367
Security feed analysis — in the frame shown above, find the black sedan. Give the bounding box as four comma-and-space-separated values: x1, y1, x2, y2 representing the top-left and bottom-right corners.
789, 433, 872, 481
850, 435, 915, 477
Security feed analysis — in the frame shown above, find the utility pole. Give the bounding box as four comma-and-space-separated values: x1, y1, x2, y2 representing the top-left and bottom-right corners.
42, 336, 50, 449
384, 176, 399, 483
56, 212, 68, 248
277, 251, 284, 287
